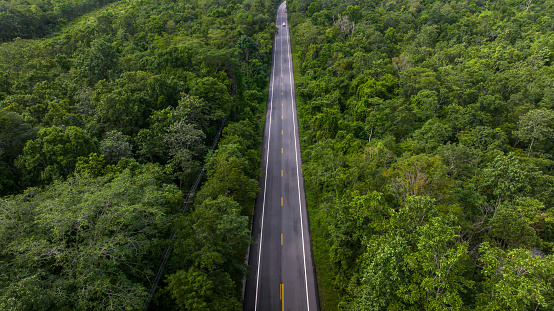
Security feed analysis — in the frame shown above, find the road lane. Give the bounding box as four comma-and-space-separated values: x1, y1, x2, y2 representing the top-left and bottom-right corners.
244, 2, 319, 311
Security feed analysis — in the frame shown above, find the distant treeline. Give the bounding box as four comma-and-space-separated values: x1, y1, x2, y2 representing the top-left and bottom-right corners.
0, 0, 121, 42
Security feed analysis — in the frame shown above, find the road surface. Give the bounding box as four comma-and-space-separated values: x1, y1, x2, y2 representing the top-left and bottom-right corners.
244, 2, 319, 311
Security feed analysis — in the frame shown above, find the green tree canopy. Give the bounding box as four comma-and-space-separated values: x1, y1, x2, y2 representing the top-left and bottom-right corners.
16, 125, 98, 184
167, 196, 251, 311
0, 164, 182, 310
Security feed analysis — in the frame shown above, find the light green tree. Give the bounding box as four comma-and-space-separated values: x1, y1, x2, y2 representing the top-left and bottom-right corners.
100, 130, 133, 164
478, 242, 554, 310
0, 165, 182, 310
514, 108, 554, 157
400, 217, 472, 311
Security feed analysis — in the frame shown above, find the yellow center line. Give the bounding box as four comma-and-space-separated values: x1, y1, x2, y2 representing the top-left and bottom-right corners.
281, 283, 284, 311
280, 9, 287, 311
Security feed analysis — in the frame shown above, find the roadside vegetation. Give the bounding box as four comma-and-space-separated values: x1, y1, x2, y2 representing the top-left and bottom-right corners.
0, 0, 278, 309
287, 0, 554, 310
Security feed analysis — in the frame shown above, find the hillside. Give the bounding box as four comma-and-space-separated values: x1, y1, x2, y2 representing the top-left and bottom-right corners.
286, 0, 554, 310
0, 0, 121, 42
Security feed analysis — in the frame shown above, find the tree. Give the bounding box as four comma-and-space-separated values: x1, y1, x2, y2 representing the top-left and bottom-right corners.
514, 108, 554, 156
195, 144, 259, 216
292, 20, 320, 53
311, 107, 341, 141
488, 197, 552, 249
236, 36, 258, 62
320, 191, 384, 294
347, 196, 471, 310
478, 242, 554, 310
481, 153, 530, 210
166, 267, 241, 311
437, 143, 480, 180
136, 94, 209, 185
175, 94, 214, 133
92, 72, 153, 134
16, 125, 98, 184
75, 37, 119, 82
191, 77, 232, 123
400, 217, 472, 311
411, 90, 439, 121
167, 196, 251, 310
100, 130, 133, 164
345, 5, 362, 23
400, 67, 440, 99
0, 110, 36, 193
384, 154, 451, 202
457, 126, 508, 153
165, 120, 205, 186
409, 118, 452, 155
75, 152, 107, 177
348, 233, 410, 310
220, 119, 261, 178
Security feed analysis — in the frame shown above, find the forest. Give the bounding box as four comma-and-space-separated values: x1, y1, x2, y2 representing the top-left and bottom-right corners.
286, 0, 554, 310
3, 0, 554, 310
0, 0, 278, 309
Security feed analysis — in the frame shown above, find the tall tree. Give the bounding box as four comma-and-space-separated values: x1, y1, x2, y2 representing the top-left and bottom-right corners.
514, 108, 554, 157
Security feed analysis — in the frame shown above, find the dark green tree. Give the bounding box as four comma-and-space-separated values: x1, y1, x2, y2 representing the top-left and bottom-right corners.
167, 196, 251, 310
16, 125, 98, 184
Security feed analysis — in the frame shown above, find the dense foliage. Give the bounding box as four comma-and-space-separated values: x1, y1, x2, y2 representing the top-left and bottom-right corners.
0, 0, 121, 42
287, 0, 554, 310
0, 0, 277, 309
0, 161, 181, 310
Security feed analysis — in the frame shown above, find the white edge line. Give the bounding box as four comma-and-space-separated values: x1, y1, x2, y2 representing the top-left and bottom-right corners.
254, 6, 279, 310
285, 5, 311, 311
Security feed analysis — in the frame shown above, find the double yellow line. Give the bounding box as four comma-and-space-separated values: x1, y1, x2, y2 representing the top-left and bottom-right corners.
280, 283, 284, 311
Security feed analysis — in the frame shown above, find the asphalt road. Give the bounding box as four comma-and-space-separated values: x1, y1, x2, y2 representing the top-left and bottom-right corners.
244, 2, 319, 311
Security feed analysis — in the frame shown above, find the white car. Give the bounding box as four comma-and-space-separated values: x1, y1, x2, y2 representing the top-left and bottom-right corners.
282, 22, 286, 27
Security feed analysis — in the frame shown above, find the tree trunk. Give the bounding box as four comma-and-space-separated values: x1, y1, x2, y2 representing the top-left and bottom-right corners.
368, 120, 374, 143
